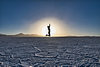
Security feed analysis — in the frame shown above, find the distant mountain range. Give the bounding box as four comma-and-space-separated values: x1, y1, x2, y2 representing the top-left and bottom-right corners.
0, 33, 43, 37
0, 33, 100, 37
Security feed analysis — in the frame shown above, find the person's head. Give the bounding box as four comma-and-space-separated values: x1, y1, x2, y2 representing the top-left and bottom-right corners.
49, 24, 50, 26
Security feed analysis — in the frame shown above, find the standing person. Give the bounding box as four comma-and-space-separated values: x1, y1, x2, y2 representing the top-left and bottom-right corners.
46, 24, 51, 36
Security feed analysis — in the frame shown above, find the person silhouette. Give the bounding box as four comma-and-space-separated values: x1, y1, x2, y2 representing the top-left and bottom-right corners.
46, 24, 51, 36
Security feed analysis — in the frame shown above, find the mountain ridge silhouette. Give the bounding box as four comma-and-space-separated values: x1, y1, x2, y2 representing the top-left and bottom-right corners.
0, 33, 43, 37
0, 33, 100, 37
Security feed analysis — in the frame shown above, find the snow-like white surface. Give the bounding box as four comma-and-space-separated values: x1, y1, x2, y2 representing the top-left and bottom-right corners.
0, 37, 100, 67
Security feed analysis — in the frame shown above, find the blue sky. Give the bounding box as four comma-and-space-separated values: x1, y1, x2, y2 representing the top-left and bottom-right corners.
0, 0, 100, 36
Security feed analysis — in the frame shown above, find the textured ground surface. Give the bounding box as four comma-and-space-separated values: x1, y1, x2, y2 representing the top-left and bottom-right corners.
0, 37, 100, 67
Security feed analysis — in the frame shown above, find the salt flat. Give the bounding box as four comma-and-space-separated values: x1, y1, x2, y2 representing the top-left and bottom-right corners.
0, 37, 100, 67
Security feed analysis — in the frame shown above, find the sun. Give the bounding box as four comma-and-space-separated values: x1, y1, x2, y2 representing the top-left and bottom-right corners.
42, 25, 56, 36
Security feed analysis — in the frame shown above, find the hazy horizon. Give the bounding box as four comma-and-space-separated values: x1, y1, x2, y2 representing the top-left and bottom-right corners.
0, 32, 100, 37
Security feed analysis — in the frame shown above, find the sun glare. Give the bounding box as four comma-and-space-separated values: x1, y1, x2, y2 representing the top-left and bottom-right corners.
42, 25, 56, 36
29, 18, 68, 36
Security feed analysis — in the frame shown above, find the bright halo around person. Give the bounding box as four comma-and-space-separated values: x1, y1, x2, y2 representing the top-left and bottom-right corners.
42, 25, 56, 36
